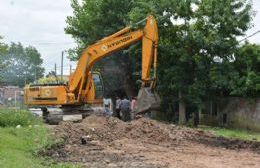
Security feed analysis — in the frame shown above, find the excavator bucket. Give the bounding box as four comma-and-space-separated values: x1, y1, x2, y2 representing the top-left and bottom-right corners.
136, 87, 161, 115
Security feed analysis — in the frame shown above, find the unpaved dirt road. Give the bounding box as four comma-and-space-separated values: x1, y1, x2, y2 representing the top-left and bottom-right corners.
43, 115, 260, 168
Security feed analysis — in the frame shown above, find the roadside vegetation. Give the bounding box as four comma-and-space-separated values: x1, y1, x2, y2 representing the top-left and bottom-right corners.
201, 126, 260, 142
0, 108, 81, 168
0, 108, 40, 127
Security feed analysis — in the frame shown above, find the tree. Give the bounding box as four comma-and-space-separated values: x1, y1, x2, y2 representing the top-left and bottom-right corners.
230, 43, 260, 97
46, 71, 57, 78
37, 71, 68, 84
0, 36, 8, 83
128, 0, 253, 123
0, 36, 7, 53
66, 0, 253, 124
0, 43, 44, 87
37, 76, 58, 85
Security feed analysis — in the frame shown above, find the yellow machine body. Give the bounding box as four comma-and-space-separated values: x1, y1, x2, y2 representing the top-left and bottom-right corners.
24, 72, 103, 106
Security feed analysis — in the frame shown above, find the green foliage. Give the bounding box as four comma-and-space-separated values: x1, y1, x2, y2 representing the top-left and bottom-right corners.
37, 76, 59, 84
202, 126, 260, 141
0, 126, 49, 168
0, 108, 81, 168
128, 0, 253, 115
35, 71, 68, 85
0, 36, 7, 53
0, 126, 81, 168
36, 76, 67, 85
0, 36, 8, 82
0, 109, 41, 127
66, 0, 255, 122
230, 43, 260, 96
0, 42, 44, 87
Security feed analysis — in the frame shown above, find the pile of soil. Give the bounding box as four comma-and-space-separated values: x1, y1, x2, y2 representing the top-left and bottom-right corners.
53, 115, 203, 148
43, 115, 260, 168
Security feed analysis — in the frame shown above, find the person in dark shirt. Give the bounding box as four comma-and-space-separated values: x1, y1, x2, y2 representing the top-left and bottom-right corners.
119, 97, 131, 121
114, 96, 121, 119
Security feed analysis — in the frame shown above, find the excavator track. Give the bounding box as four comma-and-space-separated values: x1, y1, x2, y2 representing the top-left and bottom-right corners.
31, 106, 101, 125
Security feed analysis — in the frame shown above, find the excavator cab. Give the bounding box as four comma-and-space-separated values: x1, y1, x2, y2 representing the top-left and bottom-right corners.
92, 72, 104, 99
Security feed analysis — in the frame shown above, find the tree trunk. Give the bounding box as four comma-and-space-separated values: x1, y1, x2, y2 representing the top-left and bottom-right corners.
178, 91, 186, 125
193, 110, 199, 127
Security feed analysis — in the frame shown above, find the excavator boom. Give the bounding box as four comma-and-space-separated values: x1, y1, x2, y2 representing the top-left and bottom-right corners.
68, 15, 158, 95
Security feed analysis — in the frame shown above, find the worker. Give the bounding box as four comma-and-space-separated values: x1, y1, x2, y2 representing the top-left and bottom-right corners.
119, 96, 131, 122
103, 97, 112, 116
130, 97, 137, 119
114, 96, 121, 119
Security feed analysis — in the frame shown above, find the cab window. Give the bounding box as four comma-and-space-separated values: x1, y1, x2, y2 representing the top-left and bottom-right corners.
92, 73, 104, 99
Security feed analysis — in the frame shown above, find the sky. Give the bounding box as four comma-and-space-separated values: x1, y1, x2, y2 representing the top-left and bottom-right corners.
0, 0, 259, 75
0, 0, 76, 75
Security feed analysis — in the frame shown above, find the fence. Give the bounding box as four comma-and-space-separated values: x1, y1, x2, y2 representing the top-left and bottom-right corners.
0, 86, 25, 110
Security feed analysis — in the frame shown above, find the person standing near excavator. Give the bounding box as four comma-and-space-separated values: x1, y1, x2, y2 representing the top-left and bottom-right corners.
120, 96, 131, 122
114, 96, 121, 119
130, 97, 137, 119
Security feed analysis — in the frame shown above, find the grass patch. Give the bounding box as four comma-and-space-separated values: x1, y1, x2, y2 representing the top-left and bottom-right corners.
0, 108, 81, 168
0, 108, 41, 127
0, 126, 49, 168
201, 126, 260, 141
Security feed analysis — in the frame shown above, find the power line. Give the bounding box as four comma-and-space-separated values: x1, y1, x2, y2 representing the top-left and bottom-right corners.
4, 40, 75, 46
33, 42, 75, 45
238, 30, 260, 43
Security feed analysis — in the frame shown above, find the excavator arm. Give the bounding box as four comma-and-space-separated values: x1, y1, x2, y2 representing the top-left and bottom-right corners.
69, 15, 158, 100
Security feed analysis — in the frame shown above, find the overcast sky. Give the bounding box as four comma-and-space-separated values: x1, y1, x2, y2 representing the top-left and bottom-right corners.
0, 0, 76, 75
0, 0, 259, 75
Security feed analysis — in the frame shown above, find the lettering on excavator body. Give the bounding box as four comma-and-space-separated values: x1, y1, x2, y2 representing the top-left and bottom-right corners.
107, 36, 133, 48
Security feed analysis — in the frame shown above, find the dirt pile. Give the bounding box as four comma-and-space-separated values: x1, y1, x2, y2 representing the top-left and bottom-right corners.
55, 115, 176, 145
43, 115, 260, 168
54, 115, 204, 145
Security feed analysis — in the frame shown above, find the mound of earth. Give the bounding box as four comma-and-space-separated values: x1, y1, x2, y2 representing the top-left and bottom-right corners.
42, 115, 260, 168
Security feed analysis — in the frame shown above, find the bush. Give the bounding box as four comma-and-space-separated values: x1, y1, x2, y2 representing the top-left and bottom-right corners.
0, 108, 41, 127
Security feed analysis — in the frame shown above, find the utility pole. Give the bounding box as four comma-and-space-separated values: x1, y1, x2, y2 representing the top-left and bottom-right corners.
54, 63, 57, 76
54, 63, 58, 83
70, 64, 72, 75
61, 51, 64, 82
14, 91, 17, 112
34, 68, 37, 82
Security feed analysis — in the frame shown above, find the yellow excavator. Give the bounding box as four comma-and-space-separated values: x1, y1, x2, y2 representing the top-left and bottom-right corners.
24, 15, 160, 123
